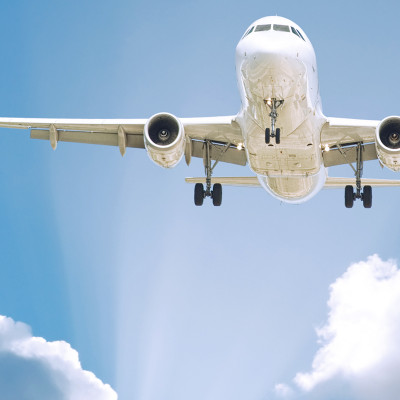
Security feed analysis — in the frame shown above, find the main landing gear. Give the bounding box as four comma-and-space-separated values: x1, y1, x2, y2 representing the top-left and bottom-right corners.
343, 142, 372, 208
194, 140, 226, 206
264, 98, 284, 144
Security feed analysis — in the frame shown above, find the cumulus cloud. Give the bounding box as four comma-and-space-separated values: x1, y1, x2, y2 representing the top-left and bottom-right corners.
286, 255, 400, 399
0, 315, 117, 400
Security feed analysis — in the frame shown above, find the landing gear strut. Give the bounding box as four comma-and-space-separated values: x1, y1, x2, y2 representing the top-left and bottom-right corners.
264, 98, 284, 144
342, 142, 372, 208
194, 140, 228, 206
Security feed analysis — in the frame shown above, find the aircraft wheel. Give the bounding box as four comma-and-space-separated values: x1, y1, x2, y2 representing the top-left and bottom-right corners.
276, 128, 281, 144
345, 185, 354, 208
363, 185, 372, 208
212, 183, 222, 206
265, 128, 270, 144
194, 183, 204, 206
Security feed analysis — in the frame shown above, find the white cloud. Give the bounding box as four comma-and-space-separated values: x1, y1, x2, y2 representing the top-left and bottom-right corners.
292, 254, 400, 399
0, 315, 117, 400
274, 383, 293, 397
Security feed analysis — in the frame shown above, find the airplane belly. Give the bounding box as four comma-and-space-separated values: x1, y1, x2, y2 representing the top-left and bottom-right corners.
244, 114, 324, 176
237, 50, 323, 177
234, 25, 326, 203
257, 167, 326, 203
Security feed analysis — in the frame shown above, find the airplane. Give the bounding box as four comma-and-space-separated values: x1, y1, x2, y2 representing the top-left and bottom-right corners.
1, 15, 400, 208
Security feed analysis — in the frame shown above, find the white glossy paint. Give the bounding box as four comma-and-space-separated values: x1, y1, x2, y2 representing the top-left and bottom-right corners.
1, 15, 398, 204
235, 16, 327, 203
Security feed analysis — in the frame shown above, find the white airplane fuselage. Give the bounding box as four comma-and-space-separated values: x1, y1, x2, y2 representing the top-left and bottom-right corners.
235, 16, 327, 203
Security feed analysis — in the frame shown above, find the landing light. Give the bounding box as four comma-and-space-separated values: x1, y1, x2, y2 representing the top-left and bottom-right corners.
324, 144, 330, 152
237, 143, 244, 150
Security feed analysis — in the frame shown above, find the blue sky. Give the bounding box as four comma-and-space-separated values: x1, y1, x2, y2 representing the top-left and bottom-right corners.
1, 0, 400, 399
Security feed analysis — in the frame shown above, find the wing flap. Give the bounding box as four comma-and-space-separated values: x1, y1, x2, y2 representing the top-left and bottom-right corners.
323, 142, 377, 167
0, 118, 147, 134
191, 140, 247, 166
30, 129, 145, 148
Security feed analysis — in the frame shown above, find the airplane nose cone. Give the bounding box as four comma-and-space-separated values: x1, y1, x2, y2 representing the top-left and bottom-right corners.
244, 34, 302, 74
237, 33, 307, 100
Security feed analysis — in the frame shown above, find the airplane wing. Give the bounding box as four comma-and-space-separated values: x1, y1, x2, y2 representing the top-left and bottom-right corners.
321, 117, 379, 167
0, 115, 247, 166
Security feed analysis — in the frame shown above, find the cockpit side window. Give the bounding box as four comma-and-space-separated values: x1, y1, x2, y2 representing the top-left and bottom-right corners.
291, 26, 300, 38
290, 26, 306, 42
242, 26, 255, 39
273, 24, 290, 32
255, 24, 271, 32
295, 28, 306, 41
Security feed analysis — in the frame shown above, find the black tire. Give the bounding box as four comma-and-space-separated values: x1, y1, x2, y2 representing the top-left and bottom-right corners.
363, 185, 372, 208
265, 128, 270, 144
194, 183, 204, 206
276, 128, 281, 144
345, 185, 354, 208
212, 183, 222, 206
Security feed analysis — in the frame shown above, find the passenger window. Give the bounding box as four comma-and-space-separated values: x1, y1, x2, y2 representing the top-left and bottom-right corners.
273, 24, 290, 32
255, 24, 271, 32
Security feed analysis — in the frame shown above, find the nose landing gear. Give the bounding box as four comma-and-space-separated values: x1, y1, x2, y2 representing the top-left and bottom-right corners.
264, 98, 284, 144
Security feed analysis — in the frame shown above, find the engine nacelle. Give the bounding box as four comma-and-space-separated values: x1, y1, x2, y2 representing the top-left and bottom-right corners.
376, 116, 400, 171
144, 112, 185, 168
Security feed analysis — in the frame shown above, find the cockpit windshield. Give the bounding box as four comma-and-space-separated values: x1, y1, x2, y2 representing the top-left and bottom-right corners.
273, 24, 290, 32
255, 24, 271, 32
241, 23, 306, 42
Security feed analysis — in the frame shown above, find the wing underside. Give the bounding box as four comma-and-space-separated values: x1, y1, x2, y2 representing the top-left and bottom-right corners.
0, 116, 247, 166
321, 117, 379, 167
0, 115, 388, 171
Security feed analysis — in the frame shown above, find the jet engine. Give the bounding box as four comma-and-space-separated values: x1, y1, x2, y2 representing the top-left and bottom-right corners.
376, 116, 400, 171
144, 112, 185, 168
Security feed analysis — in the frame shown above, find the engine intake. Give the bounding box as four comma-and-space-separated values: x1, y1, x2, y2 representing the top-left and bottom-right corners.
378, 117, 400, 149
144, 113, 185, 168
376, 116, 400, 171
